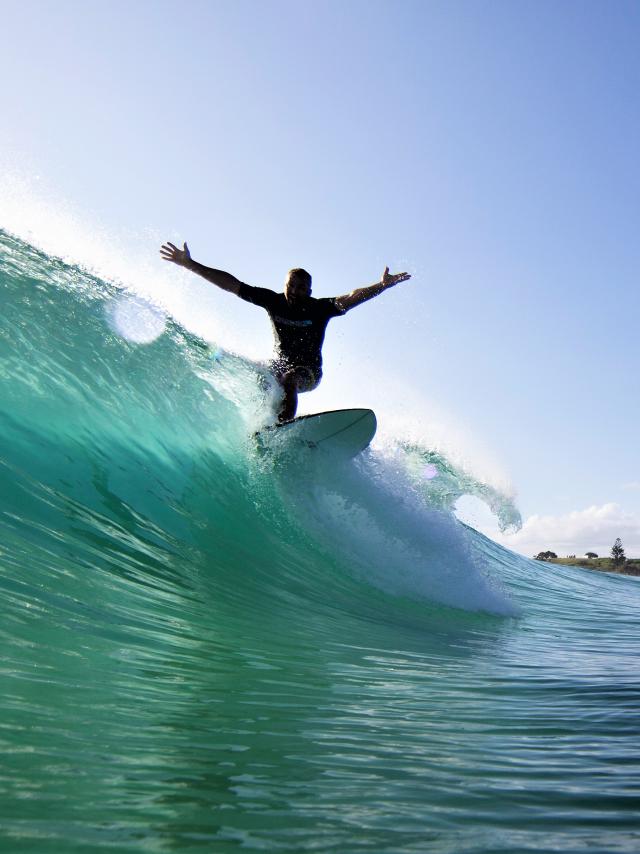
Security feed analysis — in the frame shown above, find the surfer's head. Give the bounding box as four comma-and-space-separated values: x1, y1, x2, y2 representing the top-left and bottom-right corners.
285, 268, 312, 304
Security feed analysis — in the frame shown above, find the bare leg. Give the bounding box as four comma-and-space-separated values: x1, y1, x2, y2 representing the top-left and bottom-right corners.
277, 370, 299, 423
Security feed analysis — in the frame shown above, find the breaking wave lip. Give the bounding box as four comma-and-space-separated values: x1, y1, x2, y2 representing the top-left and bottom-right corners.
0, 228, 525, 620
375, 438, 522, 535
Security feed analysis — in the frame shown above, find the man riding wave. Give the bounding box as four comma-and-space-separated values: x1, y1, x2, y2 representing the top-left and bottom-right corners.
160, 241, 410, 422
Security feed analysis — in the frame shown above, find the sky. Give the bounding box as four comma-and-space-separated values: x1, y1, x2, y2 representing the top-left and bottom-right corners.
1, 0, 639, 557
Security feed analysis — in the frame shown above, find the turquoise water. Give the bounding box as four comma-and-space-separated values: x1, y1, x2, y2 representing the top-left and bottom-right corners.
1, 230, 639, 853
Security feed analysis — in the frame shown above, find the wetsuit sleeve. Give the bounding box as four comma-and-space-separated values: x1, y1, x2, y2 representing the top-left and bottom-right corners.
237, 283, 278, 310
320, 298, 347, 318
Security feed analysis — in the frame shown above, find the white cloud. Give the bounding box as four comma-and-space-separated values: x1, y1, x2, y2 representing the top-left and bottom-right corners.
492, 503, 640, 558
622, 481, 640, 491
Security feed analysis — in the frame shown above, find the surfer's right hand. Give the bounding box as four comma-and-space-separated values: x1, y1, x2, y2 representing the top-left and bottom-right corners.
160, 241, 192, 268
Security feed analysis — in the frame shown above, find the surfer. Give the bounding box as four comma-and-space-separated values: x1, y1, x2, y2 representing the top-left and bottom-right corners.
160, 241, 410, 421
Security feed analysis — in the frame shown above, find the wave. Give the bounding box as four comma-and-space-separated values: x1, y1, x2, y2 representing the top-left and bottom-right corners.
3, 229, 640, 853
0, 229, 521, 619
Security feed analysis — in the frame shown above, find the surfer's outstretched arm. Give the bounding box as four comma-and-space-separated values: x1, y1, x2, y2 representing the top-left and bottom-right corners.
160, 241, 242, 295
335, 267, 411, 312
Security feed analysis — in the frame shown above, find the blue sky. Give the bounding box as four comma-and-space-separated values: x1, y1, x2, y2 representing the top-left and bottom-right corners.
1, 0, 639, 555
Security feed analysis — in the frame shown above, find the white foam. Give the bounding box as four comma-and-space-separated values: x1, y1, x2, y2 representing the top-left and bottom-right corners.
276, 447, 519, 617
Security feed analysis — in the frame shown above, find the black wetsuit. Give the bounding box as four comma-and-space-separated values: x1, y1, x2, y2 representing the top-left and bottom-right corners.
238, 284, 345, 387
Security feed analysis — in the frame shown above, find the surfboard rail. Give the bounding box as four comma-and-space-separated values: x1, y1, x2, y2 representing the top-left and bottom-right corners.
256, 408, 377, 458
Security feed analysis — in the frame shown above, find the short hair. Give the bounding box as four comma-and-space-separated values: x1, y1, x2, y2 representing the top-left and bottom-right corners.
287, 268, 312, 288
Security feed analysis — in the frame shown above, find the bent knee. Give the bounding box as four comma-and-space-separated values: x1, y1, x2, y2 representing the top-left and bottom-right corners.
274, 365, 321, 394
279, 369, 299, 389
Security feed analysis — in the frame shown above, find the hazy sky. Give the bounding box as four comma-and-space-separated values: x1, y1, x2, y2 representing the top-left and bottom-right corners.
1, 0, 639, 555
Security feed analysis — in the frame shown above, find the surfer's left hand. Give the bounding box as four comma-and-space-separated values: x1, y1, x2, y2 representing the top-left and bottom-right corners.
160, 241, 192, 268
381, 267, 411, 287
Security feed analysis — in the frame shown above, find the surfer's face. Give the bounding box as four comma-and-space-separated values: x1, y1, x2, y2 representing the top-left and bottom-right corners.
285, 274, 311, 304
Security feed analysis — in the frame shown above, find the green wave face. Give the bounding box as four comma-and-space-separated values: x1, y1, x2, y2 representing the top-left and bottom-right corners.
1, 231, 639, 854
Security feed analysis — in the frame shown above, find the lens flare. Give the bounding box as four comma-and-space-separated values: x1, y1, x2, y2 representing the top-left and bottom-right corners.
106, 295, 167, 344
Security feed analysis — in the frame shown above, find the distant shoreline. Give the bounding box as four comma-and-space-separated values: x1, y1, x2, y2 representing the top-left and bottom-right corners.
545, 557, 640, 577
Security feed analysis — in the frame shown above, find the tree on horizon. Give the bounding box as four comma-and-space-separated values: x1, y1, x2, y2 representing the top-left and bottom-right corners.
611, 538, 625, 567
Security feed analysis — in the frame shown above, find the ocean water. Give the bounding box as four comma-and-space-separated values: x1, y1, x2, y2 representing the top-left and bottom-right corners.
1, 229, 639, 853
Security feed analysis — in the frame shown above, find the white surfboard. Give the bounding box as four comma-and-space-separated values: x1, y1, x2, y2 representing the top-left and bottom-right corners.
257, 408, 376, 459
